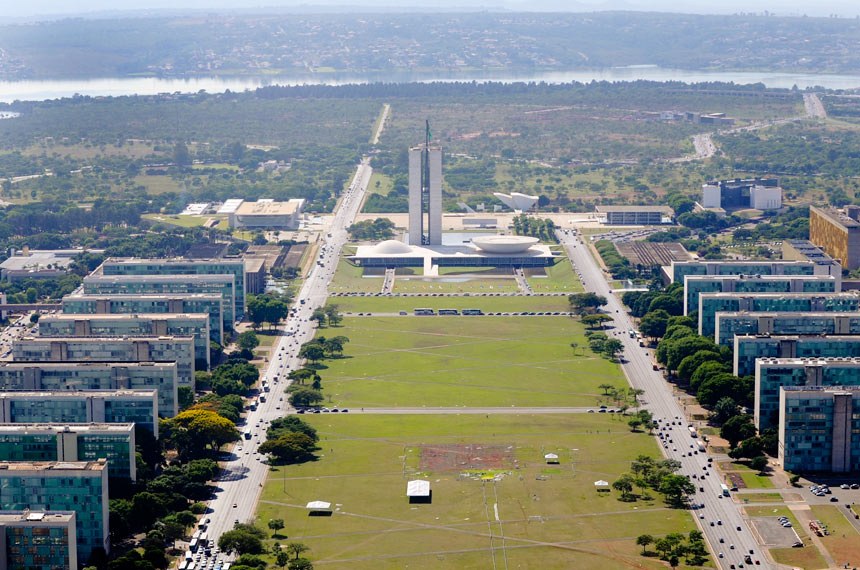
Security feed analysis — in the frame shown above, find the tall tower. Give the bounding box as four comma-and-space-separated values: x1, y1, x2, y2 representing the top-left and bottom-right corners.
408, 121, 442, 245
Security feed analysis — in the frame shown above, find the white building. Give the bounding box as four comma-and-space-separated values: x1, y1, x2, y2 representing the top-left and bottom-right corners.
493, 192, 539, 213
408, 144, 443, 246
228, 199, 305, 229
750, 185, 783, 210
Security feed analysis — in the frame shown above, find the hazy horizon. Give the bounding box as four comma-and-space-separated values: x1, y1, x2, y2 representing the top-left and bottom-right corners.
2, 0, 859, 21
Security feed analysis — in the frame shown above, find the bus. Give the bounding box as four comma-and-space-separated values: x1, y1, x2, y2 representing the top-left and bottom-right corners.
688, 426, 698, 438
720, 483, 730, 497
248, 401, 257, 411
414, 308, 435, 316
462, 309, 483, 315
696, 440, 706, 452
189, 538, 199, 552
438, 309, 459, 315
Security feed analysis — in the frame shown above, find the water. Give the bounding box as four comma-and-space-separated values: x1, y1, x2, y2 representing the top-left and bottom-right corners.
2, 66, 860, 104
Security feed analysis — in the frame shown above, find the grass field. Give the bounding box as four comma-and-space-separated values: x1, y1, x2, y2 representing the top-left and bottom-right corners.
810, 505, 860, 567
331, 295, 572, 314
257, 414, 702, 570
526, 259, 584, 293
310, 316, 627, 408
330, 259, 387, 293
393, 276, 520, 294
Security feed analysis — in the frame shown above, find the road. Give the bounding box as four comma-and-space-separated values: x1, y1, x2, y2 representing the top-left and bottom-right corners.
803, 93, 827, 119
557, 229, 773, 570
201, 158, 373, 562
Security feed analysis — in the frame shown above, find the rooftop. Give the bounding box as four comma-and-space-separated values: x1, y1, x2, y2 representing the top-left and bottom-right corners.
811, 205, 860, 229
0, 511, 76, 525
40, 312, 209, 321
234, 200, 302, 216
758, 357, 860, 366
0, 423, 135, 434
18, 335, 193, 342
0, 460, 107, 472
0, 361, 176, 370
85, 273, 234, 283
594, 205, 674, 213
0, 390, 157, 398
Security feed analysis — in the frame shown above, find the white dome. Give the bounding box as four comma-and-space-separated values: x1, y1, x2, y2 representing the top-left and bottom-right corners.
371, 240, 414, 255
472, 235, 539, 253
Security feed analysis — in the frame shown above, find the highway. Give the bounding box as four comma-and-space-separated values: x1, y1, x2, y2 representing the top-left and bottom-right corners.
200, 158, 373, 563
557, 229, 772, 570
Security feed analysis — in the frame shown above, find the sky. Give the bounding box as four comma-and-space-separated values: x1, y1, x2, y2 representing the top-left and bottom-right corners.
2, 0, 859, 19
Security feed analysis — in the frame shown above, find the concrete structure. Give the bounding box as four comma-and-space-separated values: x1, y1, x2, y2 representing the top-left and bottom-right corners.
683, 274, 838, 315
0, 423, 136, 481
0, 511, 77, 570
594, 205, 674, 225
716, 311, 860, 347
809, 205, 860, 270
780, 239, 842, 277
350, 238, 555, 270
98, 257, 246, 320
670, 260, 824, 287
0, 461, 109, 564
38, 313, 210, 367
61, 293, 224, 344
755, 357, 860, 431
493, 192, 539, 213
734, 334, 860, 377
228, 199, 304, 230
700, 178, 782, 211
13, 335, 196, 389
698, 292, 860, 339
408, 136, 442, 246
0, 362, 178, 418
216, 198, 244, 215
0, 248, 103, 282
244, 257, 267, 295
779, 385, 860, 473
0, 391, 158, 437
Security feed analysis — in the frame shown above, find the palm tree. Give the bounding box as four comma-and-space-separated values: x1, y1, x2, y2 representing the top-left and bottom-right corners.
598, 383, 613, 396
287, 542, 310, 560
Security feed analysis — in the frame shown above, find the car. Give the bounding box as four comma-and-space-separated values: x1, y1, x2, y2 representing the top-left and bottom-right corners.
717, 520, 722, 525
792, 541, 804, 548
588, 409, 595, 413
841, 484, 849, 489
341, 408, 349, 413
718, 552, 724, 558
719, 538, 725, 543
710, 521, 715, 526
736, 525, 742, 531
830, 497, 839, 502
598, 409, 607, 413
232, 503, 237, 508
730, 544, 735, 549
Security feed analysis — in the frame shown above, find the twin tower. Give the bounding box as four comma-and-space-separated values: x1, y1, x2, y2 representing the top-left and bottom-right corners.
408, 121, 442, 246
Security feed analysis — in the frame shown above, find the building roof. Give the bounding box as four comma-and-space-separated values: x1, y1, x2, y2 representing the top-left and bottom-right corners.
217, 199, 245, 214
41, 312, 209, 321
0, 511, 76, 525
594, 205, 674, 214
758, 357, 860, 367
85, 273, 234, 284
0, 389, 157, 398
701, 291, 859, 301
0, 361, 176, 371
234, 200, 300, 216
18, 335, 194, 343
353, 241, 554, 260
811, 205, 860, 229
0, 460, 107, 472
406, 480, 431, 497
0, 423, 135, 434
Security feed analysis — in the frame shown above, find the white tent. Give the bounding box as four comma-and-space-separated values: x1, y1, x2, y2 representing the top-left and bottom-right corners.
305, 501, 332, 511
406, 480, 431, 497
544, 453, 559, 464
594, 480, 610, 492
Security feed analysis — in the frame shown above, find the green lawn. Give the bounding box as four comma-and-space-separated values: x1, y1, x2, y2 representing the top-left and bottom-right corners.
309, 316, 627, 408
330, 259, 386, 293
258, 413, 702, 570
331, 295, 571, 314
810, 505, 860, 567
393, 276, 520, 294
526, 258, 584, 293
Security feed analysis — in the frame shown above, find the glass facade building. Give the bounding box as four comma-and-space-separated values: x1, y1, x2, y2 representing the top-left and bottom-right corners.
671, 260, 819, 285
37, 313, 210, 368
62, 293, 224, 343
0, 511, 77, 570
0, 424, 136, 481
698, 292, 860, 339
734, 334, 860, 376
755, 357, 860, 431
13, 335, 196, 389
0, 391, 158, 437
715, 311, 860, 347
0, 362, 178, 418
684, 274, 837, 316
0, 461, 109, 564
779, 386, 860, 473
99, 258, 245, 320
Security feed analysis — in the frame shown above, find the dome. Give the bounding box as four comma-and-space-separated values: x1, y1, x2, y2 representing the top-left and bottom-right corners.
472, 235, 539, 253
371, 240, 414, 255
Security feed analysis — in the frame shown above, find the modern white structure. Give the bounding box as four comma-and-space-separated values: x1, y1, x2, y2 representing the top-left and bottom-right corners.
701, 178, 782, 211
228, 199, 305, 230
408, 125, 443, 246
493, 192, 539, 213
470, 236, 539, 253
750, 185, 783, 210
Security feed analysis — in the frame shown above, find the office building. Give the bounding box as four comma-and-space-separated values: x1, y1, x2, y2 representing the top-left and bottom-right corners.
781, 239, 842, 277
61, 293, 223, 345
594, 205, 674, 225
0, 391, 158, 437
350, 237, 555, 269
734, 334, 860, 377
0, 511, 77, 570
715, 311, 860, 347
779, 386, 860, 473
99, 258, 246, 319
408, 131, 442, 246
809, 205, 860, 270
698, 292, 860, 339
684, 274, 838, 315
0, 461, 109, 564
13, 335, 195, 389
227, 199, 304, 230
0, 248, 103, 283
0, 423, 136, 481
755, 357, 860, 431
700, 177, 782, 211
0, 362, 178, 418
82, 274, 234, 332
669, 260, 822, 286
38, 313, 210, 367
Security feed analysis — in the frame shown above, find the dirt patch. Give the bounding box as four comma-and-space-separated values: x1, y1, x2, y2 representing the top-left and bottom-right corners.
418, 443, 515, 472
727, 472, 747, 489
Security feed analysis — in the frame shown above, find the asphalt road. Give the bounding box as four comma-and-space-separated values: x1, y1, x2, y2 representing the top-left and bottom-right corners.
558, 229, 772, 570
202, 159, 373, 561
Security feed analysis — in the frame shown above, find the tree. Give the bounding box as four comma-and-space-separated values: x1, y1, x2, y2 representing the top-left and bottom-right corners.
750, 455, 769, 474
664, 336, 720, 371
711, 396, 740, 425
237, 331, 260, 352
160, 409, 240, 460
729, 436, 766, 460
299, 343, 325, 364
677, 350, 723, 384
268, 519, 286, 537
602, 338, 624, 360
267, 416, 319, 442
178, 386, 194, 411
612, 473, 635, 501
636, 534, 654, 555
639, 309, 670, 339
581, 314, 612, 329
288, 388, 324, 408
569, 292, 608, 314
310, 308, 327, 327
689, 360, 729, 393
323, 336, 349, 357
276, 550, 291, 568
173, 142, 191, 168
627, 417, 644, 432
658, 474, 695, 506
288, 559, 313, 570
259, 432, 318, 464
287, 542, 310, 560
324, 304, 342, 327
219, 529, 264, 555
720, 414, 756, 449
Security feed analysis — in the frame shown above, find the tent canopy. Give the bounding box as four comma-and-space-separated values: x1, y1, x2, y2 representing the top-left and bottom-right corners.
406, 480, 431, 497
306, 501, 332, 510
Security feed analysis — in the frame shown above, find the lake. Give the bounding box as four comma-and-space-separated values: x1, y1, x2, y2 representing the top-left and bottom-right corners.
2, 66, 860, 104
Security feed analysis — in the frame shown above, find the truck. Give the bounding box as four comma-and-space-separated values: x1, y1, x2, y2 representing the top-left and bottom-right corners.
688, 426, 698, 438
696, 440, 706, 452
720, 483, 730, 497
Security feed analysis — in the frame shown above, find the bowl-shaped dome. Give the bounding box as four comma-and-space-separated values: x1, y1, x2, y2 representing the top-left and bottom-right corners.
472, 235, 539, 253
371, 240, 414, 254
